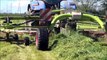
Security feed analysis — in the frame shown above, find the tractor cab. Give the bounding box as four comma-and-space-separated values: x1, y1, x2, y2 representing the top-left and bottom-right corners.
27, 0, 62, 16
60, 0, 77, 14
60, 0, 77, 10
27, 0, 46, 15
60, 0, 81, 20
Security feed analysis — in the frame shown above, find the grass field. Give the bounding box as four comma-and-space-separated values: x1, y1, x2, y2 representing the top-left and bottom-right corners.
50, 31, 107, 60
0, 42, 56, 60
0, 30, 107, 60
0, 14, 107, 60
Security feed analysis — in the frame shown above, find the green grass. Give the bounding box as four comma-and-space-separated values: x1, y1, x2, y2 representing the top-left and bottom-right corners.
0, 42, 57, 60
0, 30, 107, 60
0, 42, 20, 60
0, 20, 106, 60
49, 31, 107, 60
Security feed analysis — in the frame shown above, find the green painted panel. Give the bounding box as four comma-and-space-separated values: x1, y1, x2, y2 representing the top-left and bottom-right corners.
50, 14, 104, 30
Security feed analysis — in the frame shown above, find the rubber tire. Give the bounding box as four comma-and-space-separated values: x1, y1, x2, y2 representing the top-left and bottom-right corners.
24, 37, 30, 46
14, 34, 19, 45
54, 27, 60, 34
6, 33, 9, 40
36, 28, 49, 50
14, 34, 19, 40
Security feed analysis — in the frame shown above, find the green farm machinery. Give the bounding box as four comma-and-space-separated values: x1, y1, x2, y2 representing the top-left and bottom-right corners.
0, 0, 106, 50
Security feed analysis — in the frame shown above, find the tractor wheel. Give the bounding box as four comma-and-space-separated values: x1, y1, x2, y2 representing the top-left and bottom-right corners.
14, 34, 19, 40
35, 28, 49, 50
14, 34, 19, 45
54, 27, 60, 34
24, 37, 30, 46
6, 33, 9, 40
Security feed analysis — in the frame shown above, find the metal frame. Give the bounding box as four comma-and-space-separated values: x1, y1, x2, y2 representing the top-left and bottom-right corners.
50, 14, 104, 30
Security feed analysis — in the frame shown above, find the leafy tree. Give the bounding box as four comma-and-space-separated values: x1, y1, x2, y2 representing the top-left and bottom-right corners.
102, 0, 107, 10
74, 0, 101, 12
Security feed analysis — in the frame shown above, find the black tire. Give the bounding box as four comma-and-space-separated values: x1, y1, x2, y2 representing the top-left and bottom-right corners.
24, 37, 30, 46
14, 34, 19, 45
35, 28, 49, 50
68, 20, 77, 31
9, 35, 13, 44
54, 27, 60, 34
54, 20, 67, 34
6, 33, 9, 40
9, 35, 14, 40
14, 34, 19, 40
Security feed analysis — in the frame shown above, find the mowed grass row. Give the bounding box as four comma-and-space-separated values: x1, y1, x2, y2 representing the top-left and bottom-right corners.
0, 26, 107, 60
0, 31, 107, 60
0, 42, 20, 60
49, 31, 107, 60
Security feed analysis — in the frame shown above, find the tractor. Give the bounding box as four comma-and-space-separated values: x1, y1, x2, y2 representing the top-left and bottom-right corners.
0, 0, 106, 50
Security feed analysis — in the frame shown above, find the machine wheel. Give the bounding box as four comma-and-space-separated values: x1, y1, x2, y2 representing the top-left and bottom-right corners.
6, 33, 9, 40
54, 27, 60, 34
24, 37, 30, 46
36, 28, 49, 50
14, 34, 19, 44
14, 34, 19, 40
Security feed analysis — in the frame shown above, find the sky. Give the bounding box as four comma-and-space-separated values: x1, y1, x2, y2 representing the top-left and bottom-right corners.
0, 0, 30, 13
